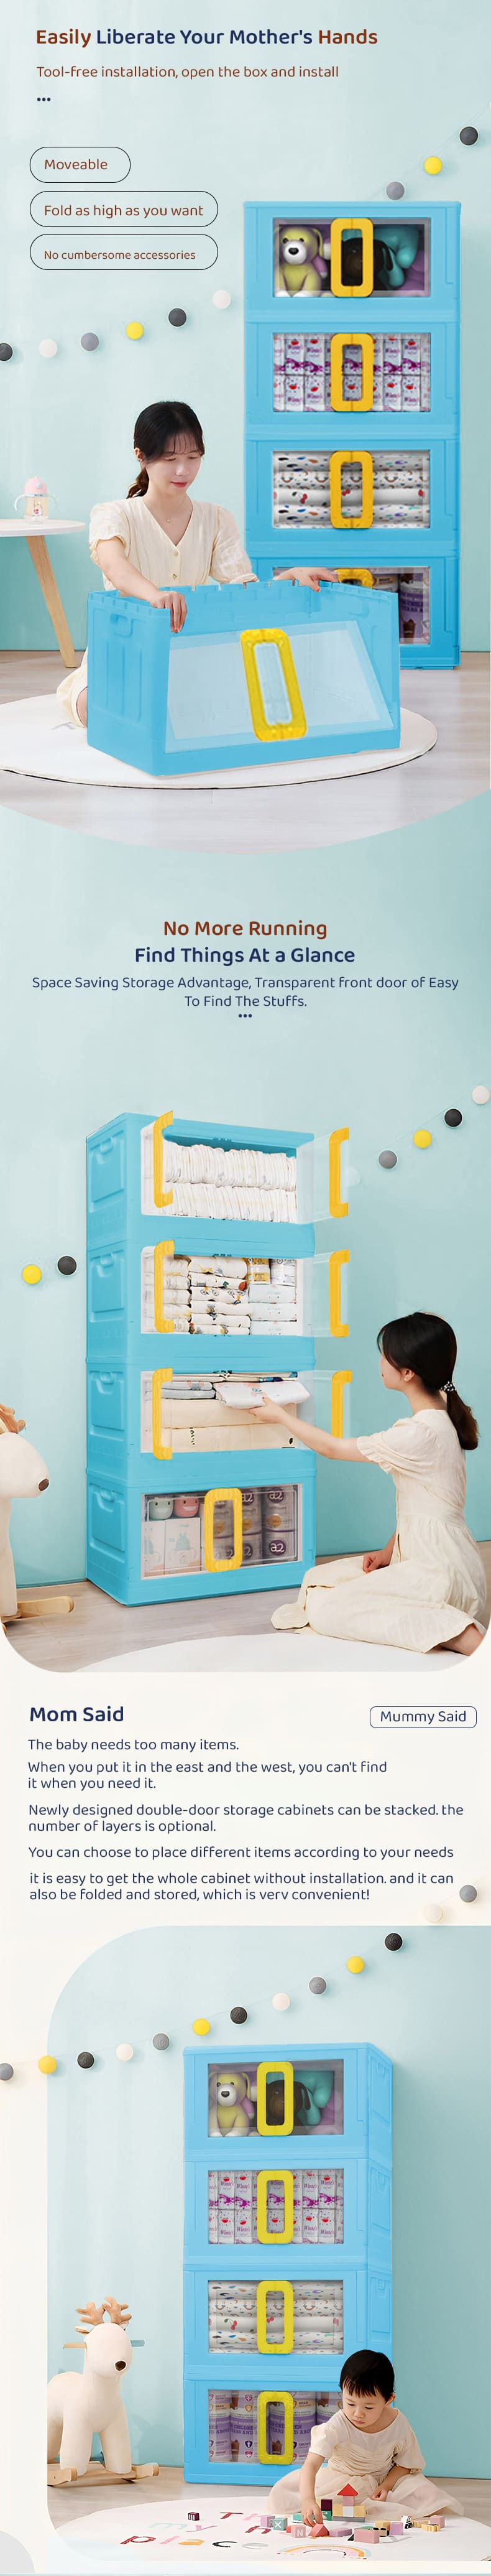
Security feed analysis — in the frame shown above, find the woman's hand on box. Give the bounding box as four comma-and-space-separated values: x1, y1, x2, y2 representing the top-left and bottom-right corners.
157, 588, 188, 630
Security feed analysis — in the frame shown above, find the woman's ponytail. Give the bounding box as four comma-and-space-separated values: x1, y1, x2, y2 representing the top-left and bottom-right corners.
445, 1383, 479, 1451
127, 464, 149, 498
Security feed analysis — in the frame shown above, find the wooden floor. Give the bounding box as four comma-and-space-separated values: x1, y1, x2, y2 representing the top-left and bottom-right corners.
47, 2463, 491, 2531
0, 649, 489, 853
7, 1543, 491, 1673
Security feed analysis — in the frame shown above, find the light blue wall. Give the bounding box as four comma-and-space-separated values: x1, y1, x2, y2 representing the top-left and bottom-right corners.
47, 1923, 491, 2476
1, 796, 490, 1582
2, 0, 490, 648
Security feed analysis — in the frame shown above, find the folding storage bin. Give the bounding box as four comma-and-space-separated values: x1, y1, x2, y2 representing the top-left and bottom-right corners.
245, 202, 460, 667
86, 574, 400, 775
86, 1110, 318, 1605
183, 2041, 392, 2481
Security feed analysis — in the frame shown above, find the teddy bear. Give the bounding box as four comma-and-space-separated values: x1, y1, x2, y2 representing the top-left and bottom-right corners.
208, 2070, 257, 2136
277, 225, 328, 297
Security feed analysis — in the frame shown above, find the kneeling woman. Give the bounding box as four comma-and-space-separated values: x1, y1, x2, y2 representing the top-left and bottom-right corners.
57, 397, 336, 730
254, 1313, 486, 1656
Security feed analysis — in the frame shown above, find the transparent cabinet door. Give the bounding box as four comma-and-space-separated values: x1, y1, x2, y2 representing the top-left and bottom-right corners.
273, 217, 430, 300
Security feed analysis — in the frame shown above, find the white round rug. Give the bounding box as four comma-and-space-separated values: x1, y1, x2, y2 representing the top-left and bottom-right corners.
0, 695, 436, 789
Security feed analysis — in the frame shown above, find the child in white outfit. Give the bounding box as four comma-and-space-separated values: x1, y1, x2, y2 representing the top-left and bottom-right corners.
268, 2348, 462, 2522
57, 397, 337, 728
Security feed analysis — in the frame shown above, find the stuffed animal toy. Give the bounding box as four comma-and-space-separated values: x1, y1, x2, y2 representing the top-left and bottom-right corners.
47, 2299, 134, 2478
296, 2070, 334, 2126
374, 225, 420, 290
265, 2070, 334, 2129
265, 2077, 311, 2129
208, 2070, 257, 2136
277, 225, 328, 297
0, 1423, 49, 1620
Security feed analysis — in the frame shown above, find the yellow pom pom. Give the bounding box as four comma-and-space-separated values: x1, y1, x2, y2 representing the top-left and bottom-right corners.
424, 157, 443, 175
413, 1128, 432, 1149
193, 2017, 210, 2036
347, 1956, 365, 1975
22, 1264, 42, 1285
126, 321, 144, 340
38, 2054, 57, 2074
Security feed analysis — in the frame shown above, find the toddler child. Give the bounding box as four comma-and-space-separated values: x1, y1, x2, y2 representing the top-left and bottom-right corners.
268, 2347, 462, 2521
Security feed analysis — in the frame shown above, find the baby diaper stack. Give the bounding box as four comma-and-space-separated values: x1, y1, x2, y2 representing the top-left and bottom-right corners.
208, 2171, 259, 2245
190, 1258, 250, 1334
141, 1130, 298, 1222
155, 1253, 191, 1330
208, 2167, 344, 2244
273, 332, 332, 412
208, 2389, 339, 2465
142, 1252, 299, 1337
273, 447, 429, 529
208, 2280, 343, 2356
273, 451, 331, 528
339, 452, 430, 528
248, 1257, 298, 1334
371, 565, 429, 644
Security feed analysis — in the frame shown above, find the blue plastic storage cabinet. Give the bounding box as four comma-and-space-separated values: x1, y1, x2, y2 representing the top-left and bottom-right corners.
245, 202, 460, 667
86, 1112, 317, 1606
86, 575, 400, 775
183, 2042, 392, 2483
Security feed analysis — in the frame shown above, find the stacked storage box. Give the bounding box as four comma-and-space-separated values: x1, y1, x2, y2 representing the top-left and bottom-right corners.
183, 2043, 392, 2481
86, 1113, 317, 1604
246, 201, 460, 666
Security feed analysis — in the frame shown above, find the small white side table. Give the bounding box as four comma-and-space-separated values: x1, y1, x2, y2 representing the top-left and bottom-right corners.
0, 519, 85, 666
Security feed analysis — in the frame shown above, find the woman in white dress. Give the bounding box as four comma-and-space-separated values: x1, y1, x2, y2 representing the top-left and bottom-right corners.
254, 1312, 487, 1656
57, 398, 336, 728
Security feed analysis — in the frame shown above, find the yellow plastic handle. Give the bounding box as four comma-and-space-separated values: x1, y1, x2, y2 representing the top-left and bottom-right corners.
152, 1368, 173, 1461
331, 332, 374, 412
256, 2170, 295, 2248
257, 2391, 295, 2467
241, 629, 307, 744
329, 1127, 349, 1219
152, 1112, 174, 1211
329, 1248, 349, 1339
331, 1368, 352, 1438
336, 568, 373, 587
257, 2281, 295, 2357
257, 2060, 294, 2138
330, 216, 374, 299
203, 1487, 243, 1574
154, 1240, 176, 1335
330, 449, 374, 531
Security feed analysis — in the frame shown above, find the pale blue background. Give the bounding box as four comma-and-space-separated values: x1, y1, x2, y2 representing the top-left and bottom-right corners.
1, 795, 490, 1583
1, 0, 490, 648
47, 1923, 491, 2473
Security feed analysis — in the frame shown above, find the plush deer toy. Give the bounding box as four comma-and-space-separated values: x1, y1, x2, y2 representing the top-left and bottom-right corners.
47, 2299, 134, 2476
0, 1411, 73, 1624
0, 1421, 49, 1620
